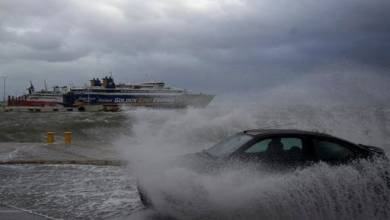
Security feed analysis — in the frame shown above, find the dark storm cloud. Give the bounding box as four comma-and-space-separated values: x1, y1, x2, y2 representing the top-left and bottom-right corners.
0, 0, 389, 103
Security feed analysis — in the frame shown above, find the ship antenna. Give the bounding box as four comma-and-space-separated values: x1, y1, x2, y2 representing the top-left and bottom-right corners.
44, 80, 48, 91
28, 80, 35, 94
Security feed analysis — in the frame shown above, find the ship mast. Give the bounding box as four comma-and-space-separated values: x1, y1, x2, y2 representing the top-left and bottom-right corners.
88, 86, 90, 104
44, 80, 48, 91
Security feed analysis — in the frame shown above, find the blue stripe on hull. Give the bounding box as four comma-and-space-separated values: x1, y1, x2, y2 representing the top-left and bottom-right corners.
67, 94, 178, 105
64, 92, 214, 108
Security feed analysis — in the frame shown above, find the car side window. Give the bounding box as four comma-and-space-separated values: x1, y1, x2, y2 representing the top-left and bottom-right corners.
281, 138, 303, 151
245, 137, 303, 153
245, 139, 271, 153
313, 139, 354, 161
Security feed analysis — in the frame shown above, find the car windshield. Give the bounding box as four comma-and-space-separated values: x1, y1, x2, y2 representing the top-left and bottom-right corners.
205, 134, 253, 158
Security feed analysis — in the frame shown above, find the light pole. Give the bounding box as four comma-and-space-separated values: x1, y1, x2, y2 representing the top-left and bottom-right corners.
0, 75, 7, 110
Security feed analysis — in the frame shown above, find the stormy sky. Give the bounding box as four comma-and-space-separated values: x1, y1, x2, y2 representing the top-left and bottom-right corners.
0, 0, 389, 104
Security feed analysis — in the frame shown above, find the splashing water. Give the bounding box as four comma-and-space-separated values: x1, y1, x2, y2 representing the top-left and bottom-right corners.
0, 104, 389, 219
117, 104, 390, 220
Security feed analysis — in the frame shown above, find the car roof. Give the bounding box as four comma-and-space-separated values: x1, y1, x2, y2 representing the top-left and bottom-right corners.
243, 129, 336, 139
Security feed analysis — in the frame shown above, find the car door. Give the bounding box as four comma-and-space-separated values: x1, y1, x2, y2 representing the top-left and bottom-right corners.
235, 135, 312, 167
310, 136, 358, 164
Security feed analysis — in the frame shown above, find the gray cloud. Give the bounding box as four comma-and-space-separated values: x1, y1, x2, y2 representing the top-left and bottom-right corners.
0, 0, 389, 104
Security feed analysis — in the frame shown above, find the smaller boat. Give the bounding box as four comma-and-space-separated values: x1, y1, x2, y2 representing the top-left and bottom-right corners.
5, 82, 68, 112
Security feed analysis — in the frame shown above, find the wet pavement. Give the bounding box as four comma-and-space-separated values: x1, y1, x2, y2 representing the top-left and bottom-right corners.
0, 205, 52, 220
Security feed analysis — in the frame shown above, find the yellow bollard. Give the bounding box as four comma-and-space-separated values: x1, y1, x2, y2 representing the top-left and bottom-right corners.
47, 132, 55, 144
64, 132, 72, 144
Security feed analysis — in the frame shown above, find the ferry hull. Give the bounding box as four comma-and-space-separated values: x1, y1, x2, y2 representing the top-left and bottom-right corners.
5, 99, 65, 112
5, 106, 64, 112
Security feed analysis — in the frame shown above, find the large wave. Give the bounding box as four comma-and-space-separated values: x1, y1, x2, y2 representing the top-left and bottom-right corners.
118, 104, 390, 220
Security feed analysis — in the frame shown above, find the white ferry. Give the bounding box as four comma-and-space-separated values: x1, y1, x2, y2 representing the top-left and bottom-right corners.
63, 76, 214, 111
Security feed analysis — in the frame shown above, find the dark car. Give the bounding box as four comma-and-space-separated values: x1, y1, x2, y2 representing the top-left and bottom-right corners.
203, 129, 386, 166
138, 129, 387, 207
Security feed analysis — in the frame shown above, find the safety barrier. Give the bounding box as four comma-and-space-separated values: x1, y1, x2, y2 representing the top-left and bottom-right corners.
64, 132, 72, 144
47, 132, 55, 144
47, 132, 72, 144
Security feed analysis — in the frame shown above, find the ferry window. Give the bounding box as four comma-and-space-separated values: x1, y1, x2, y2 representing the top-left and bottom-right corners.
313, 140, 354, 161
